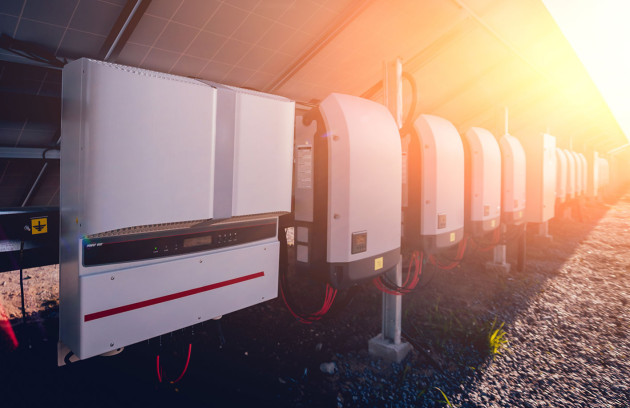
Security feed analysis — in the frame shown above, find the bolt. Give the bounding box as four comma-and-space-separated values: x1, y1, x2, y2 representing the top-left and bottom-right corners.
111, 276, 115, 280
110, 342, 114, 347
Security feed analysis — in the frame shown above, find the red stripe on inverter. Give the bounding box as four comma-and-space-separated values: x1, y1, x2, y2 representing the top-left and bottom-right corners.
84, 271, 265, 322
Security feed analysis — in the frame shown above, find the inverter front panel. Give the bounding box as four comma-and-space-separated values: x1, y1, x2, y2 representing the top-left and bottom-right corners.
523, 133, 556, 223
587, 151, 599, 197
555, 148, 568, 203
294, 93, 401, 288
499, 133, 526, 224
579, 153, 588, 196
463, 127, 501, 236
76, 239, 278, 359
564, 149, 576, 199
408, 114, 465, 250
66, 59, 217, 235
572, 151, 584, 196
598, 157, 610, 188
198, 81, 295, 218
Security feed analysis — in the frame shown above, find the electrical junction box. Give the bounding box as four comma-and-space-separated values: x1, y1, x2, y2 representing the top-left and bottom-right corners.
587, 151, 600, 197
462, 127, 501, 237
572, 151, 584, 196
555, 148, 568, 203
402, 114, 464, 251
522, 133, 556, 223
499, 133, 526, 225
564, 149, 576, 199
60, 59, 293, 360
294, 93, 401, 289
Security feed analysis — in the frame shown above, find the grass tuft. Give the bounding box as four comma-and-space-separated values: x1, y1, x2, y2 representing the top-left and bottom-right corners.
488, 318, 509, 359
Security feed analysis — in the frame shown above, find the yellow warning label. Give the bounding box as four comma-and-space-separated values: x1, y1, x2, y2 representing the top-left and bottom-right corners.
518, 211, 523, 218
491, 219, 496, 228
31, 217, 48, 234
374, 257, 383, 271
449, 232, 456, 242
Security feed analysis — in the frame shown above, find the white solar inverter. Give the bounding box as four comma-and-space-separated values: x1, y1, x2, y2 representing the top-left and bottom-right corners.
555, 148, 568, 203
523, 133, 556, 223
294, 93, 401, 288
564, 149, 576, 199
60, 59, 294, 360
499, 133, 526, 225
463, 127, 502, 236
579, 153, 588, 196
402, 115, 464, 251
587, 151, 600, 197
572, 151, 584, 196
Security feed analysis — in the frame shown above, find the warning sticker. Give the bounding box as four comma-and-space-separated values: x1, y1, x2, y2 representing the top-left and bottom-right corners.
449, 232, 456, 242
374, 257, 383, 271
31, 217, 48, 234
491, 219, 496, 228
296, 145, 313, 189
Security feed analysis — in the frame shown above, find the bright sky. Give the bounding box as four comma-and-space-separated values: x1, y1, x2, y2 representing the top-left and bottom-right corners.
543, 0, 630, 147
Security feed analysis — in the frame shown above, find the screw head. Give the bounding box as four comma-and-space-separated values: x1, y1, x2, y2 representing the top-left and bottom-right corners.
110, 342, 114, 347
111, 276, 115, 280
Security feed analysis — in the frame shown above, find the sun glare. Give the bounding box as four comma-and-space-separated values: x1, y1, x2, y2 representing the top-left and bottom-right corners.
543, 0, 630, 144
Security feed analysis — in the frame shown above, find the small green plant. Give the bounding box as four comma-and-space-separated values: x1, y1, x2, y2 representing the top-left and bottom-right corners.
434, 387, 454, 407
488, 319, 509, 359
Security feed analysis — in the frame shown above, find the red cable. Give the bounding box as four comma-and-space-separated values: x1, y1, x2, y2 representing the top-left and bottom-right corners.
373, 250, 424, 295
172, 343, 192, 383
156, 343, 192, 384
280, 282, 337, 324
429, 238, 467, 270
0, 301, 18, 350
474, 228, 501, 252
156, 355, 162, 383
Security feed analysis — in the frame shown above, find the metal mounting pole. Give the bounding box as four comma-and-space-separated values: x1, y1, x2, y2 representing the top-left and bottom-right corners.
368, 258, 411, 362
486, 223, 510, 273
368, 58, 411, 363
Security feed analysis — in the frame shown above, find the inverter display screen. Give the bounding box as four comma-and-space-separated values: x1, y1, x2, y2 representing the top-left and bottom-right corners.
183, 235, 213, 247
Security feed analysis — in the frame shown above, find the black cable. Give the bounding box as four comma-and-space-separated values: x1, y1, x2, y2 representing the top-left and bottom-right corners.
19, 240, 26, 323
401, 328, 442, 371
63, 351, 75, 365
277, 227, 327, 320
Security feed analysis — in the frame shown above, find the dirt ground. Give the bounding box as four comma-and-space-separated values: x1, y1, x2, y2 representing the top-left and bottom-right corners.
0, 188, 629, 407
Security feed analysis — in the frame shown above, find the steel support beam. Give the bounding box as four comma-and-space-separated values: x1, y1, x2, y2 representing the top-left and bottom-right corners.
98, 0, 152, 62
0, 147, 59, 160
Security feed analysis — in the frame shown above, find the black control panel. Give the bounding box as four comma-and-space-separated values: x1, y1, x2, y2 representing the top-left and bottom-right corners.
82, 218, 277, 267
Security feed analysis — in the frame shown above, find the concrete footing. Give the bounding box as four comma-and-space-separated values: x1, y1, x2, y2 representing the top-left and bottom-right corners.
368, 334, 412, 363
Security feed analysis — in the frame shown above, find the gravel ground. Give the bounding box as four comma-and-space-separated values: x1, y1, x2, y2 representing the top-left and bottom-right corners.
1, 190, 629, 407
